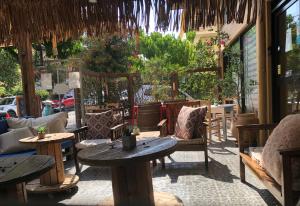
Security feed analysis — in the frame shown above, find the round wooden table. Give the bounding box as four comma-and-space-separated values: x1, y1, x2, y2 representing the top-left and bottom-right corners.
0, 155, 54, 204
19, 133, 79, 193
78, 136, 183, 206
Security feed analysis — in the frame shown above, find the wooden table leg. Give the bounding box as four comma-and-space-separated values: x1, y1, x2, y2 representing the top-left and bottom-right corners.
111, 161, 155, 206
222, 109, 227, 140
0, 182, 27, 204
37, 143, 65, 185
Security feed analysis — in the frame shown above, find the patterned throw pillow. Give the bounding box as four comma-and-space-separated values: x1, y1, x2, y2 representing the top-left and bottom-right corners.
261, 114, 300, 188
193, 106, 207, 138
174, 106, 204, 140
85, 110, 114, 140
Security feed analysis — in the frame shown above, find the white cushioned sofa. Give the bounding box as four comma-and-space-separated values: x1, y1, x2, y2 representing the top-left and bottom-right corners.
0, 112, 70, 157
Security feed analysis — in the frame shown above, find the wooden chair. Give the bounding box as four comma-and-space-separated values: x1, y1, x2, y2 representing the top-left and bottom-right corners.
200, 100, 222, 142
158, 100, 208, 169
72, 108, 127, 173
237, 124, 300, 206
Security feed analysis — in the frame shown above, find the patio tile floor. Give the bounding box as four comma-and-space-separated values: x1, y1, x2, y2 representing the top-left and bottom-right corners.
28, 135, 279, 206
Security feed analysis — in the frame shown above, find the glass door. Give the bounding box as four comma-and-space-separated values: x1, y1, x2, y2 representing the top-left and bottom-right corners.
273, 0, 300, 121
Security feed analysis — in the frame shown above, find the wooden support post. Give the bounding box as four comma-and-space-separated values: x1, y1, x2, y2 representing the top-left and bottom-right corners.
128, 75, 134, 119
171, 73, 179, 99
18, 33, 37, 117
256, 3, 268, 146
264, 1, 273, 124
74, 88, 82, 128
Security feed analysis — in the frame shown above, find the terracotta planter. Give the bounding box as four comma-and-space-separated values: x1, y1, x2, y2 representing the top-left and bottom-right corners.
38, 132, 46, 139
231, 113, 259, 145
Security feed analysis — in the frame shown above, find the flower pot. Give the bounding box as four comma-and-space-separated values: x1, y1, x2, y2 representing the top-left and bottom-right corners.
231, 113, 259, 146
38, 133, 46, 139
122, 134, 136, 151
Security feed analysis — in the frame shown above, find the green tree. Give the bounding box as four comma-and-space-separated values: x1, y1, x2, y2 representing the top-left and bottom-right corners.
0, 49, 21, 90
79, 36, 134, 73
41, 39, 84, 60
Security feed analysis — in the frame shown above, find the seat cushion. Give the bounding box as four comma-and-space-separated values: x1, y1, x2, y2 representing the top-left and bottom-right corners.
0, 120, 8, 135
85, 110, 114, 139
75, 139, 111, 150
174, 106, 205, 140
261, 114, 300, 187
248, 147, 263, 166
0, 127, 35, 154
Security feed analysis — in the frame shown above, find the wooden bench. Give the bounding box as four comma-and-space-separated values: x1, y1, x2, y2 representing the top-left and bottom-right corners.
158, 100, 208, 170
237, 124, 300, 206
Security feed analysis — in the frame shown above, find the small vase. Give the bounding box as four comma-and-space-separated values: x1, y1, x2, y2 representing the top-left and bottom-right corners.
38, 133, 45, 139
122, 134, 136, 151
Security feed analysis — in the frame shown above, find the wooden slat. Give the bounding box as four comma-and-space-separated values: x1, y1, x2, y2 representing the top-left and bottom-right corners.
240, 153, 282, 202
54, 143, 65, 184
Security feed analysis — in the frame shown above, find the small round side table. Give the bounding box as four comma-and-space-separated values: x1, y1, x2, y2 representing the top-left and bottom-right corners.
20, 133, 79, 193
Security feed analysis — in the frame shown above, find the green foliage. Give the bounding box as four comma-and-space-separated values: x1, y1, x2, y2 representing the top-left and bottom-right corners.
78, 36, 133, 73
36, 90, 50, 101
0, 87, 7, 97
43, 39, 84, 59
0, 49, 21, 89
10, 82, 23, 96
132, 31, 220, 101
37, 126, 47, 134
220, 42, 243, 106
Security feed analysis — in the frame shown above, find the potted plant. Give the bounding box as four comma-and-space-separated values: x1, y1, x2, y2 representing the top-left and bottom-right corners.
220, 46, 259, 141
37, 126, 47, 139
122, 127, 136, 151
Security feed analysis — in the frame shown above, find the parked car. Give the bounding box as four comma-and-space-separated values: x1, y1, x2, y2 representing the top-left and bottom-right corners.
0, 96, 17, 117
0, 111, 11, 120
51, 90, 75, 111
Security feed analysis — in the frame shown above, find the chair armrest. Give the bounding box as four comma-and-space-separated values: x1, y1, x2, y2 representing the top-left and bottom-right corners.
70, 126, 88, 143
158, 119, 168, 137
237, 123, 277, 152
279, 147, 300, 157
70, 126, 88, 134
236, 123, 277, 131
111, 123, 127, 140
158, 119, 167, 127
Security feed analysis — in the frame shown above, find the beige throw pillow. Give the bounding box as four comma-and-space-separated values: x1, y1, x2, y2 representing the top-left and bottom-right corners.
31, 112, 67, 133
6, 118, 32, 129
261, 114, 300, 186
0, 127, 35, 154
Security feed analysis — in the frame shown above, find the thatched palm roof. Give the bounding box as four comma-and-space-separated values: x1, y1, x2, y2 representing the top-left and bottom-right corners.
0, 0, 261, 45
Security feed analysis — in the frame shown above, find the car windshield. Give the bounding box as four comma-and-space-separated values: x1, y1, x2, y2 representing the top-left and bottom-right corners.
0, 98, 14, 105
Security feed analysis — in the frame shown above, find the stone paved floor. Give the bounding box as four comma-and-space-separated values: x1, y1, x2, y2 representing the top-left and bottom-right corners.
28, 135, 281, 206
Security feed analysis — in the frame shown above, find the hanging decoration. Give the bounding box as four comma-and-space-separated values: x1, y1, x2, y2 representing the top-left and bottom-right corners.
41, 73, 52, 90
69, 72, 81, 89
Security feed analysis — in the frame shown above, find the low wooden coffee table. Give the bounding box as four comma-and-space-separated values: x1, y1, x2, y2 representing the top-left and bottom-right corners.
19, 133, 79, 193
78, 136, 183, 206
0, 155, 54, 204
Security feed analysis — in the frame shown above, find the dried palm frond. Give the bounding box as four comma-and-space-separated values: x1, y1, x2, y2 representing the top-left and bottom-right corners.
0, 0, 262, 45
